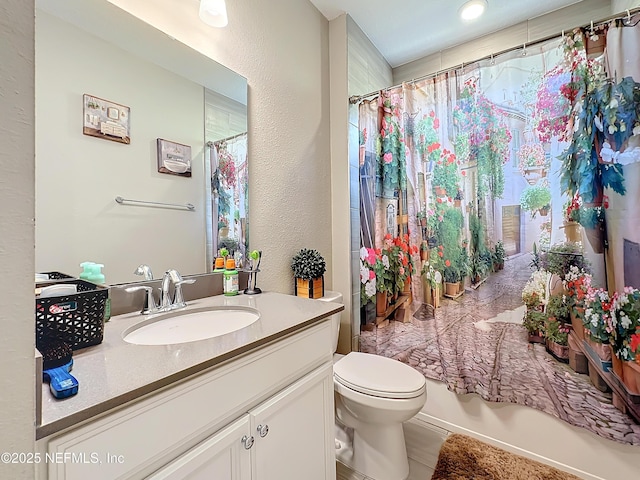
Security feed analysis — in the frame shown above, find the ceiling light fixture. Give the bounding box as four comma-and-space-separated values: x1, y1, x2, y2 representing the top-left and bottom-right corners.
459, 0, 487, 21
199, 0, 228, 28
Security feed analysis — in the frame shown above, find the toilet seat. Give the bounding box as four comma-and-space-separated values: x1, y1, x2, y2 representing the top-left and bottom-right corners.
334, 352, 425, 399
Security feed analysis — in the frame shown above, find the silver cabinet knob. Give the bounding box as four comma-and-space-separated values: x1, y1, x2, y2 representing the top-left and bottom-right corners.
241, 435, 254, 449
257, 424, 269, 438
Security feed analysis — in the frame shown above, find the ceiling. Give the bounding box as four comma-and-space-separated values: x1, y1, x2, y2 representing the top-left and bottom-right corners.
309, 0, 585, 67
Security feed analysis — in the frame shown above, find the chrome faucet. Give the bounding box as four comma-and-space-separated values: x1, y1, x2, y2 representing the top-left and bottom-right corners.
134, 264, 154, 280
125, 269, 196, 315
160, 269, 196, 310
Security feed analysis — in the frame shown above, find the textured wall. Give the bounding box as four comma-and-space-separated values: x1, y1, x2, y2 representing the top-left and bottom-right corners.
0, 0, 36, 478
110, 0, 332, 294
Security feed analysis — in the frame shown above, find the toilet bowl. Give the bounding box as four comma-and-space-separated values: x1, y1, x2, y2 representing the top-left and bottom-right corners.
318, 291, 427, 480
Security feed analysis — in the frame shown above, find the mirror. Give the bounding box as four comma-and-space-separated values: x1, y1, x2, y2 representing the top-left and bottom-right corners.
34, 0, 248, 285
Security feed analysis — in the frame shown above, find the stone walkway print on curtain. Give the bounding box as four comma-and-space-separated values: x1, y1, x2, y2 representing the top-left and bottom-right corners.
358, 21, 640, 446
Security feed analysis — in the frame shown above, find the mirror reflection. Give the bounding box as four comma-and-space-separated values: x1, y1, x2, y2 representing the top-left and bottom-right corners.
35, 0, 248, 284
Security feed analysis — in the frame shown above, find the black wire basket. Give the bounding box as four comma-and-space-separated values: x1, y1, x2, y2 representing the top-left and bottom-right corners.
35, 279, 108, 350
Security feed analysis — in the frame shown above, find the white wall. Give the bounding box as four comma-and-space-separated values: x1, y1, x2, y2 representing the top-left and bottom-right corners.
0, 0, 36, 479
108, 0, 332, 295
612, 0, 640, 12
35, 12, 207, 284
393, 0, 612, 84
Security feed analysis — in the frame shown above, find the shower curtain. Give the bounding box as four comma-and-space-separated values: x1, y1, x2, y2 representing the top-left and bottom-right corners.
212, 133, 248, 260
358, 19, 640, 445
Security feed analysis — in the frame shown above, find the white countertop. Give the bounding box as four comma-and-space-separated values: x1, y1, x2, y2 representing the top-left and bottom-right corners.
37, 291, 343, 439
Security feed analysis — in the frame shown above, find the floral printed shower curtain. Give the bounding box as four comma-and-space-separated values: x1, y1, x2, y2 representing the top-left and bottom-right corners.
358, 19, 640, 445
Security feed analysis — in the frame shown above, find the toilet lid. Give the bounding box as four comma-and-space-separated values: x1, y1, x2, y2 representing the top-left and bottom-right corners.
334, 352, 426, 399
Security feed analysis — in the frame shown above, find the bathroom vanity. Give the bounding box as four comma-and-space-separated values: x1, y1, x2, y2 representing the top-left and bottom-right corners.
35, 292, 342, 479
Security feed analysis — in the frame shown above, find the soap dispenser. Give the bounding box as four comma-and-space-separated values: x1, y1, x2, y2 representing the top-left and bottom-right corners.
223, 259, 239, 296
80, 262, 106, 284
80, 262, 110, 321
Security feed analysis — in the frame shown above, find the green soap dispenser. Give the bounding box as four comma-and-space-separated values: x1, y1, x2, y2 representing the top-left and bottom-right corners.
80, 262, 105, 284
80, 262, 110, 321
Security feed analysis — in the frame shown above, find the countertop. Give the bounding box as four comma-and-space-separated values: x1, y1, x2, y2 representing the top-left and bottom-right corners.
37, 291, 343, 439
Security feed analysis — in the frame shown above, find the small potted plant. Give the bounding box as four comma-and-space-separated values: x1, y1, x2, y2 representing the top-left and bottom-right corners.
454, 189, 463, 208
420, 241, 430, 261
546, 293, 569, 323
583, 287, 612, 363
417, 209, 428, 227
519, 183, 551, 218
522, 270, 549, 311
493, 240, 505, 270
578, 203, 606, 254
523, 309, 546, 343
291, 248, 326, 299
541, 241, 590, 281
544, 317, 570, 361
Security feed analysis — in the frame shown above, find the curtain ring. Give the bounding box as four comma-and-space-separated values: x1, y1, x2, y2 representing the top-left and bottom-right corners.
626, 9, 631, 24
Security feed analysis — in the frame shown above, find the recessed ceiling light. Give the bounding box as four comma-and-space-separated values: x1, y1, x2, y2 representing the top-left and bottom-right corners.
459, 0, 487, 21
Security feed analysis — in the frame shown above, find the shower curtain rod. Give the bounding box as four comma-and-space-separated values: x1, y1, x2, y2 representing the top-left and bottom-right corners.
206, 131, 248, 147
348, 6, 640, 105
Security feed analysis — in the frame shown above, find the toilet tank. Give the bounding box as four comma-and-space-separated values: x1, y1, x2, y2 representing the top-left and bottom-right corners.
317, 290, 343, 353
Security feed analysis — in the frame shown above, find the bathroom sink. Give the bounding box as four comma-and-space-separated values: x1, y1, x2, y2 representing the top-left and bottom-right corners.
123, 306, 260, 346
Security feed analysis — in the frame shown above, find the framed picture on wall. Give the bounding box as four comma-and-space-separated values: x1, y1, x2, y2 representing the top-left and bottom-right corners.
83, 94, 130, 144
157, 138, 192, 177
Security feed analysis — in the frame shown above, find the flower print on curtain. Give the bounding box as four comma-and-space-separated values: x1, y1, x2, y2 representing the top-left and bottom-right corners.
359, 99, 380, 250
453, 76, 512, 199
559, 28, 626, 205
359, 30, 640, 445
376, 91, 407, 198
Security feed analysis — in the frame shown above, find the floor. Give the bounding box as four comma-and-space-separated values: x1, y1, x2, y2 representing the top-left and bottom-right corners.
336, 419, 448, 480
360, 253, 640, 445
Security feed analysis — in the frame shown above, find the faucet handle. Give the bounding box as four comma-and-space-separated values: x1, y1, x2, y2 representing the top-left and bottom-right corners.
124, 285, 158, 314
173, 278, 196, 307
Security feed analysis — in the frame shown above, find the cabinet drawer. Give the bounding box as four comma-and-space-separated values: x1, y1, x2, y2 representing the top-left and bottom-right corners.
45, 321, 332, 480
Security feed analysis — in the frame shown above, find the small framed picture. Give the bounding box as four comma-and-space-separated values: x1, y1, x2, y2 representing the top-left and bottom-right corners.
157, 138, 192, 177
83, 94, 130, 144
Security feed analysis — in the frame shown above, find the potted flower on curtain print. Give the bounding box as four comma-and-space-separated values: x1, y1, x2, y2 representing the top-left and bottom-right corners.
534, 64, 572, 143
517, 143, 549, 184
558, 29, 626, 206
431, 149, 460, 199
605, 287, 640, 394
359, 246, 377, 326
562, 265, 592, 342
607, 288, 640, 359
390, 234, 418, 294
414, 111, 441, 164
581, 287, 613, 365
359, 247, 377, 304
519, 183, 551, 218
376, 95, 407, 197
453, 77, 512, 199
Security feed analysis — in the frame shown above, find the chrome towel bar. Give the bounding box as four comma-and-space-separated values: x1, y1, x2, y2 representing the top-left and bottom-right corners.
115, 196, 195, 211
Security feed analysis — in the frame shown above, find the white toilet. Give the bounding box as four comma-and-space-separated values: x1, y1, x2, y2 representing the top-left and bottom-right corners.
318, 291, 427, 480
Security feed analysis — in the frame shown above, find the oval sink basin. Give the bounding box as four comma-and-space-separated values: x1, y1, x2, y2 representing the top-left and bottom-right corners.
123, 307, 260, 346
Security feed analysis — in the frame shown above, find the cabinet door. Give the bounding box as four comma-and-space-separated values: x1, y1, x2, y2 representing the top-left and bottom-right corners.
149, 415, 252, 480
250, 364, 335, 480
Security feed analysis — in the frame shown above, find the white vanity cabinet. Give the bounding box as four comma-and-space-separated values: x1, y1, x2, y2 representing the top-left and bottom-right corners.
152, 364, 333, 480
37, 321, 336, 480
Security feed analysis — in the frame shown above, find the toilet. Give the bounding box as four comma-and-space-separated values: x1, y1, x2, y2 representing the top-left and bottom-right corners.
318, 291, 427, 480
